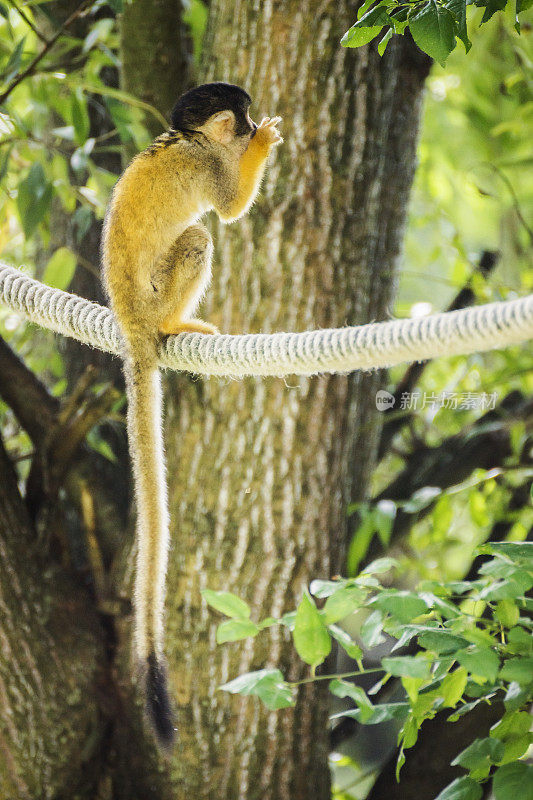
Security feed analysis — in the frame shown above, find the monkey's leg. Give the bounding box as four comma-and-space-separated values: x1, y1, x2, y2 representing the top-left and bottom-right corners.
155, 224, 218, 336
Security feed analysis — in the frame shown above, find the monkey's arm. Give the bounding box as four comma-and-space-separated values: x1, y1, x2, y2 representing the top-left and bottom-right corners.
214, 116, 282, 223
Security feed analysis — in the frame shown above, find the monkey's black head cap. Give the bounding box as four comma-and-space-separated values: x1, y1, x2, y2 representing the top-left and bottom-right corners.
171, 82, 253, 136
146, 652, 175, 750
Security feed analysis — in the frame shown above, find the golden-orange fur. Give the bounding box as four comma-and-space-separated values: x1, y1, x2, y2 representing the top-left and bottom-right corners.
101, 86, 281, 746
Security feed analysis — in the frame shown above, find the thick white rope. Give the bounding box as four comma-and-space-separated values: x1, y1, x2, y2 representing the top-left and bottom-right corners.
1, 262, 532, 378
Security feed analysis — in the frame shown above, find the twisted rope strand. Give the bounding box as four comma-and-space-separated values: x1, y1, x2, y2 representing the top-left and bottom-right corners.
1, 262, 532, 378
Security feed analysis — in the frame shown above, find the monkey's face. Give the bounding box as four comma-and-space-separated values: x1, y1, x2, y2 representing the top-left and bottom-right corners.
170, 82, 256, 146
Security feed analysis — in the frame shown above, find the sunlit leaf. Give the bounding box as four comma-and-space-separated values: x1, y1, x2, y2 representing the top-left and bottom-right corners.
201, 589, 251, 619
434, 777, 483, 800
43, 247, 76, 290
220, 669, 294, 710
293, 591, 331, 667
216, 619, 259, 643
409, 1, 456, 65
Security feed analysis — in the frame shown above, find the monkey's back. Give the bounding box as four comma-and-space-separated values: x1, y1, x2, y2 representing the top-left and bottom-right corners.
102, 140, 211, 312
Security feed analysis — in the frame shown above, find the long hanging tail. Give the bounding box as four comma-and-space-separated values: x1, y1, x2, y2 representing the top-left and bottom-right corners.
124, 342, 175, 748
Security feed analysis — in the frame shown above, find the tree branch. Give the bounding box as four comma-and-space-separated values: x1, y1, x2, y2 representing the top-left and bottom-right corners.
0, 0, 99, 105
7, 0, 49, 44
0, 334, 59, 448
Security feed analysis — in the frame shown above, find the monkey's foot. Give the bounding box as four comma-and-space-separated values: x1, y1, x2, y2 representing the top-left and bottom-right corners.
160, 318, 219, 336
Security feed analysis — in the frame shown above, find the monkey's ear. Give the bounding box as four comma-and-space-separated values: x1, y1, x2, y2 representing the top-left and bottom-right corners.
201, 110, 236, 144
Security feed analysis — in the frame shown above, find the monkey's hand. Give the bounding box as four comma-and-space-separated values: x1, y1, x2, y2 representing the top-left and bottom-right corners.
254, 116, 283, 147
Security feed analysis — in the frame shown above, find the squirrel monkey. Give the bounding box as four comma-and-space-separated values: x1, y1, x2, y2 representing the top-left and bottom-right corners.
101, 83, 282, 747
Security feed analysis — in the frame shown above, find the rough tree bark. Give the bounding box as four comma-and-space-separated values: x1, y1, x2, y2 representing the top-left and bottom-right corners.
144, 3, 430, 798
120, 0, 192, 137
0, 432, 103, 800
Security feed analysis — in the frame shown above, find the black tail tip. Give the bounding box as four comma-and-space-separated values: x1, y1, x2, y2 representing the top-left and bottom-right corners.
146, 652, 175, 750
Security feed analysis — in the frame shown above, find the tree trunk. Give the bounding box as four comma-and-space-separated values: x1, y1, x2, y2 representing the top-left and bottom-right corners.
0, 3, 429, 796
0, 435, 103, 799
120, 0, 192, 138
156, 4, 430, 798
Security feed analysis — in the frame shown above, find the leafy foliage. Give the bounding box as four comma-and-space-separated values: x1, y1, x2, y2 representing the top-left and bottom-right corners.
0, 2, 155, 409
204, 542, 533, 800
341, 0, 531, 63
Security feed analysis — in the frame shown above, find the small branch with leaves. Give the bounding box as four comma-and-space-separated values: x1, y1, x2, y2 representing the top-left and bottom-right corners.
0, 0, 100, 106
341, 0, 527, 64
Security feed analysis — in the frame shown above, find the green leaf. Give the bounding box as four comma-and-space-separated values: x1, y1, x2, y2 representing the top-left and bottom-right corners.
475, 0, 507, 24
331, 701, 409, 725
182, 0, 208, 64
396, 747, 406, 780
372, 591, 429, 623
373, 500, 397, 547
491, 711, 533, 762
71, 89, 90, 146
201, 589, 251, 619
220, 669, 294, 710
2, 36, 26, 85
329, 679, 375, 722
499, 657, 533, 685
402, 486, 441, 513
507, 627, 533, 655
382, 655, 431, 679
455, 646, 500, 682
438, 667, 468, 707
495, 600, 520, 628
360, 610, 385, 648
479, 573, 533, 600
324, 585, 366, 623
82, 18, 115, 54
493, 762, 533, 800
504, 681, 531, 711
494, 600, 520, 628
43, 247, 77, 291
434, 777, 483, 800
399, 713, 419, 748
310, 579, 346, 598
86, 431, 117, 463
293, 591, 331, 667
479, 542, 533, 565
0, 144, 11, 185
444, 0, 471, 51
448, 696, 493, 722
419, 630, 469, 655
329, 624, 363, 661
409, 0, 456, 65
452, 737, 505, 778
516, 0, 533, 26
347, 510, 377, 576
280, 611, 296, 630
216, 619, 259, 643
500, 734, 533, 764
362, 556, 399, 575
342, 23, 384, 48
74, 206, 94, 245
341, 3, 394, 48
358, 0, 379, 18
71, 138, 95, 172
257, 617, 278, 630
378, 27, 393, 55
17, 162, 53, 237
491, 711, 533, 741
